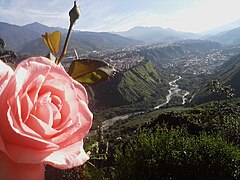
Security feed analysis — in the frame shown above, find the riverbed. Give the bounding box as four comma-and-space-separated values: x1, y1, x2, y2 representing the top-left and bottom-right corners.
154, 75, 189, 109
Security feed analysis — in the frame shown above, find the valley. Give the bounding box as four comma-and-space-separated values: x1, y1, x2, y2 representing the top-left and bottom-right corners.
2, 21, 240, 179
78, 40, 240, 106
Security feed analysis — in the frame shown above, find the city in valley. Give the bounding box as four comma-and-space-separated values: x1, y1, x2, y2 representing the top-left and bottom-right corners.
63, 40, 240, 76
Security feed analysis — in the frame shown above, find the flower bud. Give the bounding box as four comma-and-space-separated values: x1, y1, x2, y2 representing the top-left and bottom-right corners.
69, 1, 80, 24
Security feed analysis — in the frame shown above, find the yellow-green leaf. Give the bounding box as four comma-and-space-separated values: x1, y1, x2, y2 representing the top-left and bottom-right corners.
68, 59, 117, 84
42, 31, 61, 56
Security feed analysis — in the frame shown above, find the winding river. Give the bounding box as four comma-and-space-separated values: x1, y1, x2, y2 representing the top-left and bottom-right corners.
89, 75, 189, 135
154, 75, 189, 109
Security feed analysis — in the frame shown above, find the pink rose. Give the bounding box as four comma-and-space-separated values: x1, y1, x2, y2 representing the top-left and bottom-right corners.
0, 60, 13, 94
0, 57, 93, 179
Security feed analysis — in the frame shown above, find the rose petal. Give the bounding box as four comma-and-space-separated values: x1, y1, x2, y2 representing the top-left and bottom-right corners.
26, 114, 59, 139
21, 92, 33, 122
49, 103, 62, 128
51, 95, 62, 110
34, 100, 53, 125
0, 60, 13, 95
6, 142, 57, 163
51, 100, 92, 144
44, 140, 89, 169
25, 74, 45, 106
72, 79, 89, 104
0, 136, 6, 153
0, 60, 13, 79
1, 107, 60, 162
0, 151, 44, 180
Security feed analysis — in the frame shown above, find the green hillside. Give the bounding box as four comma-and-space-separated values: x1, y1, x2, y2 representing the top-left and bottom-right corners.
218, 54, 240, 95
92, 60, 169, 107
191, 53, 240, 105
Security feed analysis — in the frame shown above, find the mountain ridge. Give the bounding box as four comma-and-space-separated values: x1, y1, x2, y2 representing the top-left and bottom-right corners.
115, 26, 201, 43
23, 22, 68, 34
0, 22, 142, 54
207, 27, 240, 45
201, 19, 240, 35
0, 22, 40, 50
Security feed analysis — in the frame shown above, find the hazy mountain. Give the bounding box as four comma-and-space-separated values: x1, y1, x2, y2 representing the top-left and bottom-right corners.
70, 31, 142, 51
201, 19, 240, 35
207, 27, 240, 45
0, 22, 142, 54
115, 26, 201, 43
17, 30, 142, 55
23, 22, 68, 34
0, 22, 39, 50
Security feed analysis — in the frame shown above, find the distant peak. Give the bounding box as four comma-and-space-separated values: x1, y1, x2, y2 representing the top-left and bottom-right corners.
26, 22, 45, 26
128, 26, 166, 31
32, 22, 41, 24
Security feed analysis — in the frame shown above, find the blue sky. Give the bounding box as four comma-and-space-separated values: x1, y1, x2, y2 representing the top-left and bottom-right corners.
1, 0, 240, 33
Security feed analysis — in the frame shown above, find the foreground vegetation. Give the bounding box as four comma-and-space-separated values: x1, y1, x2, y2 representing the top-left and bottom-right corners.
115, 128, 240, 179
46, 101, 240, 179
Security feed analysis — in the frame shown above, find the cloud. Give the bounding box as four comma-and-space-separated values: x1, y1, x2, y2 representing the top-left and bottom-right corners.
1, 0, 240, 32
0, 0, 73, 27
163, 0, 240, 32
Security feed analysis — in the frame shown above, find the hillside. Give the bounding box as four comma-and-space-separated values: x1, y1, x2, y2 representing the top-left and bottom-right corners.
208, 27, 240, 45
0, 22, 39, 50
190, 53, 240, 105
92, 60, 168, 107
217, 54, 240, 95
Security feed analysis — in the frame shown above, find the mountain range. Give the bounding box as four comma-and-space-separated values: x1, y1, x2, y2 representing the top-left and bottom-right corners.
201, 19, 240, 35
0, 22, 142, 55
114, 20, 240, 45
1, 21, 240, 56
115, 26, 200, 44
0, 22, 40, 50
207, 27, 240, 45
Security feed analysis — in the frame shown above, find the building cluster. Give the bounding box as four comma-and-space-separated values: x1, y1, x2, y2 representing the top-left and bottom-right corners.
162, 50, 232, 75
62, 43, 240, 75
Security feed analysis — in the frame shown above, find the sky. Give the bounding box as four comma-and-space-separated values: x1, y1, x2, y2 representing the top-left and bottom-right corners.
1, 0, 240, 33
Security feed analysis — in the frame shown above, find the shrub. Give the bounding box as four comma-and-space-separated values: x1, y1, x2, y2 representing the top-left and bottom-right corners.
114, 128, 240, 180
220, 116, 240, 147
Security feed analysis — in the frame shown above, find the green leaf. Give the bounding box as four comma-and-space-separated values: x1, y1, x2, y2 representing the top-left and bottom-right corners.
68, 59, 117, 84
42, 31, 61, 56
